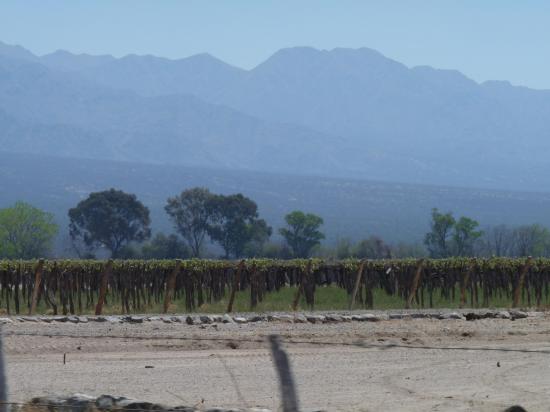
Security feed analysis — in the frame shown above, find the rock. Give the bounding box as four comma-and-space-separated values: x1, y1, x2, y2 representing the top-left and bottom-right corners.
205, 409, 243, 412
89, 316, 107, 322
233, 317, 248, 324
146, 316, 161, 322
171, 407, 196, 412
170, 316, 184, 323
352, 314, 381, 322
306, 315, 326, 323
200, 315, 214, 324
410, 313, 429, 319
77, 316, 89, 323
389, 313, 410, 320
68, 316, 80, 323
247, 315, 265, 322
293, 314, 308, 323
126, 316, 144, 324
270, 314, 294, 323
53, 316, 69, 322
21, 316, 39, 322
510, 310, 528, 320
222, 314, 235, 323
96, 395, 117, 409
466, 311, 497, 320
106, 316, 122, 324
65, 394, 96, 412
341, 315, 353, 322
117, 400, 161, 411
161, 317, 173, 324
438, 312, 465, 320
39, 316, 53, 323
185, 316, 195, 325
496, 311, 511, 319
325, 314, 343, 322
25, 394, 262, 412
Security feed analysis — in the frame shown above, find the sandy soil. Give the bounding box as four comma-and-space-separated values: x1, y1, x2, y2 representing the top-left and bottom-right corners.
4, 313, 550, 411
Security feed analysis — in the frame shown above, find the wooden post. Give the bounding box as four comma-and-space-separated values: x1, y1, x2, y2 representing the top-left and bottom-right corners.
227, 260, 245, 313
406, 259, 424, 309
513, 256, 533, 308
349, 259, 367, 311
292, 260, 311, 311
460, 259, 476, 309
249, 263, 258, 310
95, 259, 113, 316
28, 259, 45, 315
163, 260, 181, 313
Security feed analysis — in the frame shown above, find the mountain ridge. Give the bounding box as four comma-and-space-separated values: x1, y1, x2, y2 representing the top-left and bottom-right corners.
1, 41, 550, 191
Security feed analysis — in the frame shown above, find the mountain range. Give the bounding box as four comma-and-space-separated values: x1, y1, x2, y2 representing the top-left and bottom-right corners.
2, 41, 550, 191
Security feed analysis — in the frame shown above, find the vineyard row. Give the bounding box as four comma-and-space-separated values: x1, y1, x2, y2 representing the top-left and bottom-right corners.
0, 257, 542, 315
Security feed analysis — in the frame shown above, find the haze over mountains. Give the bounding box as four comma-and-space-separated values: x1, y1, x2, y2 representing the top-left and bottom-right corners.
2, 41, 550, 191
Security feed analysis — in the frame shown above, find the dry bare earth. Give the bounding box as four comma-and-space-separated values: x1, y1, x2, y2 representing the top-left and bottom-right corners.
4, 312, 550, 411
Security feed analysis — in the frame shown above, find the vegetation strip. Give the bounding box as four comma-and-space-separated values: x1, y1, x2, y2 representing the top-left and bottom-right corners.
0, 258, 543, 315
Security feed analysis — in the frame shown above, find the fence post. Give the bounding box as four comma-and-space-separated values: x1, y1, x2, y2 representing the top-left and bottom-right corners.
406, 259, 424, 309
269, 335, 299, 412
227, 260, 245, 313
292, 260, 311, 311
163, 260, 182, 313
460, 259, 476, 309
513, 256, 533, 308
95, 259, 113, 316
29, 258, 45, 315
349, 259, 367, 311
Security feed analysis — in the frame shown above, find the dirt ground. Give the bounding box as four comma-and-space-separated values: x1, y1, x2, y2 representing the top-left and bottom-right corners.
4, 313, 550, 411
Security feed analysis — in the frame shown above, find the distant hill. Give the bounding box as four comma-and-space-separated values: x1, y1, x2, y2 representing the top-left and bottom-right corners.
10, 42, 550, 191
0, 52, 355, 176
2, 152, 550, 254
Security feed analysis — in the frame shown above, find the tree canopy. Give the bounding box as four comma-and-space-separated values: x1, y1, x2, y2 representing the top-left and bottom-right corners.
279, 210, 324, 258
424, 208, 456, 258
207, 193, 272, 258
165, 187, 215, 257
68, 189, 151, 258
453, 216, 483, 256
0, 202, 58, 259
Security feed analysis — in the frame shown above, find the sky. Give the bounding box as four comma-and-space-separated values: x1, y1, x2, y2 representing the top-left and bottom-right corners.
1, 0, 550, 88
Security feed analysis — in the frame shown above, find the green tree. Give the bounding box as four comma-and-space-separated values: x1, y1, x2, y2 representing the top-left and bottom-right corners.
165, 187, 215, 257
208, 193, 272, 258
279, 211, 324, 258
68, 189, 151, 258
0, 202, 58, 259
424, 208, 455, 258
453, 216, 483, 256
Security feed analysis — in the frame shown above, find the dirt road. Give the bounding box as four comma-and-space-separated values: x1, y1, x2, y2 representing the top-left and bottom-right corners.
4, 313, 550, 411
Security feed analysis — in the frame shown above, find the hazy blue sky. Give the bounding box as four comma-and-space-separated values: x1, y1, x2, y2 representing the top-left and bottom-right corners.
1, 0, 550, 88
